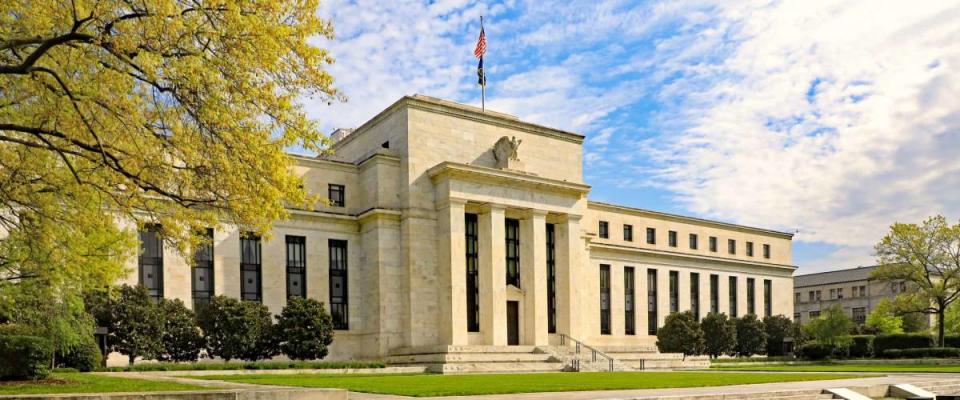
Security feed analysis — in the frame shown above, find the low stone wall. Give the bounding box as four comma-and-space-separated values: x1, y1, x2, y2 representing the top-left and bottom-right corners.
104, 366, 427, 377
0, 388, 347, 400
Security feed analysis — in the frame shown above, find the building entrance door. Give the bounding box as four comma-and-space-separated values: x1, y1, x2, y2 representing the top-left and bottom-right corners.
507, 301, 520, 345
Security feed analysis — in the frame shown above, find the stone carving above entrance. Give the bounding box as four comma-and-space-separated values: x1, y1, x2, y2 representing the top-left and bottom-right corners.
493, 136, 524, 170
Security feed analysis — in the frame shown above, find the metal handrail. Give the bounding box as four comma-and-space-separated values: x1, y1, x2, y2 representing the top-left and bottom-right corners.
558, 333, 617, 372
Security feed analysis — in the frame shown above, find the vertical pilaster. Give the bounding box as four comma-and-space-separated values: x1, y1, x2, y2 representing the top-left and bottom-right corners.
437, 198, 468, 345
520, 209, 548, 345
555, 214, 584, 339
479, 204, 507, 345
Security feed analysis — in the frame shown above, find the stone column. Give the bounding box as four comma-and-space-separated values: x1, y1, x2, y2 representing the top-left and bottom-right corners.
520, 209, 548, 345
555, 214, 584, 339
437, 198, 468, 345
479, 204, 507, 345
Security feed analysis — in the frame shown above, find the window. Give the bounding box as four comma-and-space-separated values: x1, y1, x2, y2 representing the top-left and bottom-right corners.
809, 310, 820, 318
852, 307, 866, 324
850, 286, 858, 298
709, 236, 718, 252
668, 231, 678, 247
728, 239, 736, 255
240, 234, 262, 302
623, 224, 633, 242
729, 276, 738, 317
466, 214, 481, 332
192, 228, 214, 306
139, 225, 164, 300
710, 274, 719, 314
837, 287, 844, 299
746, 278, 755, 315
598, 221, 609, 239
505, 219, 520, 287
328, 184, 345, 207
646, 228, 656, 245
669, 271, 679, 313
625, 267, 636, 335
648, 269, 658, 335
794, 312, 801, 321
795, 292, 801, 304
830, 288, 836, 299
764, 279, 772, 317
600, 265, 611, 335
860, 286, 867, 297
286, 236, 306, 299
746, 242, 754, 257
763, 244, 771, 259
900, 282, 907, 293
690, 273, 701, 320
329, 239, 348, 329
815, 290, 822, 301
809, 291, 815, 302
690, 234, 699, 250
546, 223, 556, 334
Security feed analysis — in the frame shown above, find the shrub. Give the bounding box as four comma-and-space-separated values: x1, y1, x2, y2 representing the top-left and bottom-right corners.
198, 296, 278, 362
882, 347, 960, 358
797, 342, 834, 360
874, 333, 935, 356
111, 285, 164, 365
735, 314, 767, 357
158, 299, 204, 362
0, 335, 53, 380
848, 335, 874, 358
701, 313, 736, 359
945, 335, 960, 348
805, 305, 853, 348
276, 297, 335, 360
656, 311, 704, 359
58, 337, 103, 372
763, 315, 793, 356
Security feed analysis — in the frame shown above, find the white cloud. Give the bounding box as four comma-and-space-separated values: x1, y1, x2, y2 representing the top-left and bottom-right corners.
646, 0, 960, 269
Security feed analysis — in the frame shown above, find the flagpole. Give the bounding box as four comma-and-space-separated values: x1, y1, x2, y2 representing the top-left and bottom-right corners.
480, 16, 485, 112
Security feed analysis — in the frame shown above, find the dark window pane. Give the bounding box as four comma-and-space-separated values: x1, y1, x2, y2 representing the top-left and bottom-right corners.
600, 264, 611, 335
625, 267, 635, 335
240, 234, 262, 302
505, 219, 520, 287
329, 239, 348, 329
466, 214, 480, 332
546, 223, 557, 334
286, 236, 306, 299
192, 228, 214, 306
648, 269, 658, 335
328, 184, 345, 207
139, 225, 164, 300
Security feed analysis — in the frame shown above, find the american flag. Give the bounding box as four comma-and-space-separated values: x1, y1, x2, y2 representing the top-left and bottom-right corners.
474, 26, 486, 58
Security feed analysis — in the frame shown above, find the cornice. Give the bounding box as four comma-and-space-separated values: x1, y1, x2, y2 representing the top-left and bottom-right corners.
590, 242, 798, 273
427, 161, 591, 196
588, 201, 795, 239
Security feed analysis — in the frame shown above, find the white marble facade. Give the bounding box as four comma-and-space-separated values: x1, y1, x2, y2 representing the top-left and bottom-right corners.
118, 95, 796, 360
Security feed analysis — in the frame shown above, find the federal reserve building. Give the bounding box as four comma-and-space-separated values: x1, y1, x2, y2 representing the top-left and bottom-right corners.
120, 95, 795, 371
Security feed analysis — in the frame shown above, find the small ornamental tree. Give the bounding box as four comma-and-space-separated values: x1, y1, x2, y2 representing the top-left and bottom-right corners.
763, 315, 792, 356
735, 314, 767, 357
805, 304, 854, 349
656, 311, 704, 360
111, 285, 163, 365
866, 299, 904, 334
198, 296, 277, 362
276, 297, 335, 360
701, 313, 736, 359
158, 299, 204, 362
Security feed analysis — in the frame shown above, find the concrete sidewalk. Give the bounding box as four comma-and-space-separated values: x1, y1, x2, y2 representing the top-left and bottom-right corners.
346, 373, 960, 400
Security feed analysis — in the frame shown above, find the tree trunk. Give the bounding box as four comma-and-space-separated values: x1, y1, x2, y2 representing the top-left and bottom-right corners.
128, 353, 135, 366
938, 311, 946, 347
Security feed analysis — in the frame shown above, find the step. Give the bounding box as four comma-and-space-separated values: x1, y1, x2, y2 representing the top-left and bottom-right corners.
621, 359, 710, 370
386, 352, 555, 364
595, 345, 659, 353
430, 361, 565, 374
389, 345, 539, 356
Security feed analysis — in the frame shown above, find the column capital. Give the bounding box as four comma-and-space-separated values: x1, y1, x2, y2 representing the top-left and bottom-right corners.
557, 213, 583, 223
479, 203, 507, 214
520, 208, 549, 219
436, 197, 468, 210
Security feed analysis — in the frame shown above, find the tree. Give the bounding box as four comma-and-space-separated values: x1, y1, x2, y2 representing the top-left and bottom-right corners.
734, 314, 767, 357
198, 296, 277, 362
873, 216, 960, 347
763, 315, 792, 356
110, 285, 163, 365
158, 298, 204, 363
655, 311, 704, 360
701, 313, 736, 359
1, 0, 339, 341
866, 299, 904, 334
945, 301, 960, 335
276, 297, 334, 360
804, 305, 853, 349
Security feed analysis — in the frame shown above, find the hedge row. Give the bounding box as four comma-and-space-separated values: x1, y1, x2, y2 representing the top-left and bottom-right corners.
799, 334, 960, 360
0, 335, 53, 380
882, 347, 960, 358
99, 359, 385, 372
873, 333, 935, 356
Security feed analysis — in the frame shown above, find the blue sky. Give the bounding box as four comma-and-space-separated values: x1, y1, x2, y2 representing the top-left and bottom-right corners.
307, 0, 960, 273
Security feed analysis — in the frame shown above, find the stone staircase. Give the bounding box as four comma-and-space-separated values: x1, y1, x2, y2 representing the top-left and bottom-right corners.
386, 345, 566, 373
595, 345, 710, 370
915, 380, 960, 395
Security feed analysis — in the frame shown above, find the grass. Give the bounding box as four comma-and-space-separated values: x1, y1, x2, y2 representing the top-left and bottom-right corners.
711, 356, 798, 363
712, 363, 960, 373
99, 359, 385, 372
0, 373, 212, 395
189, 371, 869, 397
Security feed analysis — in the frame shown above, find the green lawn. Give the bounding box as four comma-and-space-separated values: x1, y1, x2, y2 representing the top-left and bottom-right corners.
190, 371, 868, 397
713, 363, 960, 373
0, 373, 213, 395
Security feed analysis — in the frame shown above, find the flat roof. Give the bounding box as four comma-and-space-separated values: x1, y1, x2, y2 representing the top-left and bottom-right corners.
588, 200, 795, 239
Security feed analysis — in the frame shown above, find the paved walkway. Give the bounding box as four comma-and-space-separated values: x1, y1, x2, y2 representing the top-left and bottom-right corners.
346, 373, 960, 400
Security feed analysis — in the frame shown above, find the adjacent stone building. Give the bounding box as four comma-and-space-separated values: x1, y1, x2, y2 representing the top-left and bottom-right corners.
794, 265, 930, 327
119, 95, 796, 366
